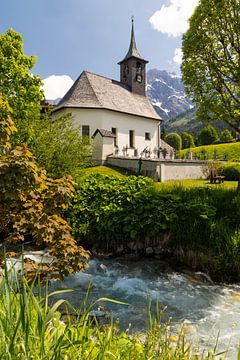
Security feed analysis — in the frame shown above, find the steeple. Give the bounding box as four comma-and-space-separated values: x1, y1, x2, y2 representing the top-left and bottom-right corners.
119, 17, 148, 64
118, 18, 148, 96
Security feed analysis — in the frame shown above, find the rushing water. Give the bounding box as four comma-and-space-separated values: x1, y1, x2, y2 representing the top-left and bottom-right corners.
49, 258, 240, 359
8, 253, 240, 358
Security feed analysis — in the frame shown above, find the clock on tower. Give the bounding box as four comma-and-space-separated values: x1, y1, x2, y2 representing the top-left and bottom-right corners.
118, 18, 148, 96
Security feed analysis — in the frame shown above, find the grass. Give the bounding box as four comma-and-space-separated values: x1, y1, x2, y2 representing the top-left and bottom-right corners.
155, 179, 238, 190
75, 165, 131, 182
0, 265, 219, 359
76, 165, 238, 190
180, 142, 240, 162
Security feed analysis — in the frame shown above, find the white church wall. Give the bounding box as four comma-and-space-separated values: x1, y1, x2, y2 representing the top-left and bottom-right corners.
54, 107, 160, 160
100, 109, 159, 158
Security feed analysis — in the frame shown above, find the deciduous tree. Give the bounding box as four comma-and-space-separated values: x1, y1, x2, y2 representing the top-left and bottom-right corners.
219, 129, 233, 143
181, 132, 195, 149
0, 98, 89, 279
198, 125, 218, 145
182, 0, 240, 134
31, 113, 92, 179
0, 29, 43, 144
165, 133, 182, 150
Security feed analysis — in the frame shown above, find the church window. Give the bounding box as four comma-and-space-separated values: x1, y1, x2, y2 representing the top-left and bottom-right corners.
129, 130, 135, 148
82, 125, 90, 138
112, 127, 117, 147
145, 132, 151, 141
136, 61, 142, 74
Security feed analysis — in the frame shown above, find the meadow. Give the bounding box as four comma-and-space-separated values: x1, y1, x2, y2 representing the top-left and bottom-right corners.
180, 142, 240, 162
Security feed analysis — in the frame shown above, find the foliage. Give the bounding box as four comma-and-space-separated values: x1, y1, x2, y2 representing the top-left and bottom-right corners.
0, 270, 216, 360
181, 131, 195, 149
30, 112, 92, 179
0, 29, 43, 144
165, 132, 182, 150
180, 141, 240, 162
71, 174, 154, 243
70, 173, 240, 281
201, 161, 222, 179
221, 162, 240, 180
0, 98, 89, 279
182, 0, 240, 134
198, 125, 218, 145
219, 129, 233, 143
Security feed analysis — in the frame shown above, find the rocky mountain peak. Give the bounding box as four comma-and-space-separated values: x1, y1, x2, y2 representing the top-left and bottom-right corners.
147, 69, 193, 122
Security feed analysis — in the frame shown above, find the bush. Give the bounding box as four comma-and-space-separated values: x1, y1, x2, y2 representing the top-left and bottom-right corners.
221, 162, 240, 180
71, 174, 154, 243
198, 125, 218, 145
219, 129, 233, 143
0, 97, 89, 279
165, 133, 182, 150
70, 174, 240, 280
181, 132, 195, 149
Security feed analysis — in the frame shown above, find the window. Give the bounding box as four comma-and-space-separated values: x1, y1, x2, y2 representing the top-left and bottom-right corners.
145, 132, 151, 141
112, 127, 117, 147
129, 130, 134, 148
82, 125, 90, 138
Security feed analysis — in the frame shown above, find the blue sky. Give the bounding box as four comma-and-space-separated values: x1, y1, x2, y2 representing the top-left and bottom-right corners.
1, 0, 198, 99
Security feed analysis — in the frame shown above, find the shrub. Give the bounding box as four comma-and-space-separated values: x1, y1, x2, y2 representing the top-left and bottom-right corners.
165, 133, 182, 150
70, 174, 240, 280
219, 129, 233, 143
221, 162, 240, 180
0, 97, 89, 279
71, 174, 154, 243
198, 125, 218, 145
181, 132, 195, 149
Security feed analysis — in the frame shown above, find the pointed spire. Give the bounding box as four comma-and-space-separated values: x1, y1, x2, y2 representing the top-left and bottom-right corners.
118, 17, 148, 64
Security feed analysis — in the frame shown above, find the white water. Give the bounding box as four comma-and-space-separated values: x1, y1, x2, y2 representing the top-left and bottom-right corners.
50, 258, 240, 359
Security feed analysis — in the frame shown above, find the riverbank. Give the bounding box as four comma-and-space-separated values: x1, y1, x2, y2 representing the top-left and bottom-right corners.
70, 173, 240, 283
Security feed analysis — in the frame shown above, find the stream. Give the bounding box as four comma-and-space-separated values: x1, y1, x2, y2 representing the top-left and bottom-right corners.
49, 258, 240, 359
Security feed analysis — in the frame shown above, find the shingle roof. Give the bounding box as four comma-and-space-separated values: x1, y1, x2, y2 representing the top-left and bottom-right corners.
54, 71, 161, 121
92, 128, 116, 138
118, 19, 148, 64
160, 139, 175, 152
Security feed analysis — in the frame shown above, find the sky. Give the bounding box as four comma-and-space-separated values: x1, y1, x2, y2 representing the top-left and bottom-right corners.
1, 0, 198, 99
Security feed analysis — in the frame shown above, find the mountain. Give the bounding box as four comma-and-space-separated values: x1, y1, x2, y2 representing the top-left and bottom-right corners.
147, 69, 194, 122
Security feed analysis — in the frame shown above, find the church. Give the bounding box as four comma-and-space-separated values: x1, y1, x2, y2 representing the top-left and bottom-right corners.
53, 20, 162, 164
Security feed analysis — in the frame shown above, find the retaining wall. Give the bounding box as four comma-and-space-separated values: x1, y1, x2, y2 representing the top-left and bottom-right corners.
106, 156, 206, 181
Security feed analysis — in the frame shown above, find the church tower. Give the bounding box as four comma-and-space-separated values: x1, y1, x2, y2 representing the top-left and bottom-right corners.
118, 18, 148, 96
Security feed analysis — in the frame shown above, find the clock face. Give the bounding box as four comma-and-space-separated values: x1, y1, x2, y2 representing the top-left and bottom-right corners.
136, 74, 142, 83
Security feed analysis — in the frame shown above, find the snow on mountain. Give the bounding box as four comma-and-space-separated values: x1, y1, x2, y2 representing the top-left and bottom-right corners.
147, 69, 193, 122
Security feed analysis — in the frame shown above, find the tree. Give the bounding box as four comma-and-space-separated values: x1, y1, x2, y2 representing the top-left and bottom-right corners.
30, 112, 92, 179
181, 132, 195, 149
165, 133, 182, 150
0, 29, 43, 144
0, 97, 89, 279
219, 129, 233, 143
182, 0, 240, 134
198, 125, 218, 145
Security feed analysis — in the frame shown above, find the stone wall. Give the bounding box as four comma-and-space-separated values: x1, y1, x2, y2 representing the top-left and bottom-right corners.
106, 156, 206, 181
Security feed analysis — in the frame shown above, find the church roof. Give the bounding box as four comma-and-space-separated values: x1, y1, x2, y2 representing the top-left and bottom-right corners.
92, 128, 116, 138
54, 71, 161, 121
118, 19, 148, 64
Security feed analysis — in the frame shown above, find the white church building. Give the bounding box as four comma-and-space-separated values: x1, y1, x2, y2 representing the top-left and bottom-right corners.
53, 20, 164, 164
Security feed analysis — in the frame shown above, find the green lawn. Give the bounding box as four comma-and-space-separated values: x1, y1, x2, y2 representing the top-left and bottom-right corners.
76, 166, 238, 190
155, 179, 237, 190
180, 142, 240, 162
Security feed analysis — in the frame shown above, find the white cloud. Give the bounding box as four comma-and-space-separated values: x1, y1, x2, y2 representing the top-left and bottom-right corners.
149, 0, 199, 37
173, 48, 183, 64
42, 75, 74, 100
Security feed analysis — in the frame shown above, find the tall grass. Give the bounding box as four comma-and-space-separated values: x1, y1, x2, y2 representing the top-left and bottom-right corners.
0, 261, 219, 359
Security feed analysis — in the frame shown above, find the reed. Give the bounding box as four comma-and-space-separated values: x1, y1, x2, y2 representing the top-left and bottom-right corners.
0, 261, 220, 359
